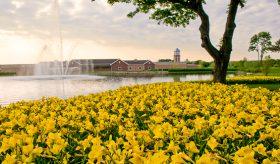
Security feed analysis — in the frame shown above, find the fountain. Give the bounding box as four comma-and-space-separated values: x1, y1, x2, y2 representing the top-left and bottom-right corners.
34, 0, 76, 77
0, 1, 215, 106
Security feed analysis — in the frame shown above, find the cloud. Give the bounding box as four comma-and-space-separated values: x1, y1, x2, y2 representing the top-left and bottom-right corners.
11, 0, 25, 9
0, 0, 279, 64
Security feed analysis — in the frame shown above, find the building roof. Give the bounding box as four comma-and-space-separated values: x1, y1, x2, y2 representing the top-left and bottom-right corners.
71, 59, 118, 66
124, 60, 150, 65
69, 59, 154, 66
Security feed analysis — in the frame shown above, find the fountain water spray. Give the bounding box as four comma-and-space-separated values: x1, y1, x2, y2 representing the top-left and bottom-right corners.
54, 0, 64, 76
34, 0, 78, 76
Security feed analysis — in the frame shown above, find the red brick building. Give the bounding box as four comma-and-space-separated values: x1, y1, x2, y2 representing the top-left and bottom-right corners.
124, 60, 155, 72
110, 59, 128, 71
68, 59, 155, 72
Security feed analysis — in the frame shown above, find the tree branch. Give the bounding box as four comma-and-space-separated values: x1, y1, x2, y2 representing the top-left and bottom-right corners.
220, 0, 240, 58
166, 0, 197, 9
195, 2, 220, 59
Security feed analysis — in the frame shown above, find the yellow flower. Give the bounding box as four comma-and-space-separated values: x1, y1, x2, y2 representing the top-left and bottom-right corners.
262, 158, 278, 164
129, 154, 145, 164
254, 144, 267, 156
234, 146, 256, 164
0, 138, 10, 153
167, 141, 180, 153
26, 124, 38, 136
51, 144, 63, 154
45, 119, 56, 132
207, 137, 219, 150
146, 151, 169, 164
2, 154, 17, 164
196, 153, 219, 164
22, 144, 34, 155
185, 141, 199, 153
271, 149, 280, 160
32, 147, 43, 155
153, 126, 164, 139
88, 144, 104, 163
80, 135, 94, 150
0, 81, 279, 163
171, 153, 192, 164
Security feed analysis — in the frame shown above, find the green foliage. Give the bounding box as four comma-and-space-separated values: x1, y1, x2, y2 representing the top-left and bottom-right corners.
169, 68, 237, 72
150, 6, 197, 27
270, 39, 280, 52
112, 0, 200, 27
198, 61, 211, 68
265, 67, 280, 76
231, 59, 280, 75
248, 32, 272, 61
158, 59, 172, 62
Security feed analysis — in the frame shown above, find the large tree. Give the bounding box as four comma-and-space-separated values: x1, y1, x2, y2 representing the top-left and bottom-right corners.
248, 32, 272, 64
92, 0, 280, 83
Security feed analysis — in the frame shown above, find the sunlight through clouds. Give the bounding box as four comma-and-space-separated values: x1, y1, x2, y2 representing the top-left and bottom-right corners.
0, 0, 279, 64
11, 0, 25, 9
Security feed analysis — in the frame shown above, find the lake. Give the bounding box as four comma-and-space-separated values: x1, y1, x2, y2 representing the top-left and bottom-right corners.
0, 74, 212, 106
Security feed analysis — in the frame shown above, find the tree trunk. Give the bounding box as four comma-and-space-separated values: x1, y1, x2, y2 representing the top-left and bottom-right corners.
257, 49, 260, 62
213, 57, 230, 83
260, 52, 264, 65
194, 0, 240, 83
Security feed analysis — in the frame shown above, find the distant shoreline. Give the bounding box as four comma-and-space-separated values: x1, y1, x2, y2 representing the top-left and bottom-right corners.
0, 72, 16, 76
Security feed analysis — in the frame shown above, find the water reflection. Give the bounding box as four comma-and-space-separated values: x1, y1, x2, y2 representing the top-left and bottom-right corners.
0, 74, 212, 105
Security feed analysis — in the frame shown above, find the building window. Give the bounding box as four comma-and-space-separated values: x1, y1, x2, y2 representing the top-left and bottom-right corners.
138, 66, 142, 70
129, 66, 132, 70
118, 67, 122, 70
148, 66, 152, 70
118, 61, 121, 64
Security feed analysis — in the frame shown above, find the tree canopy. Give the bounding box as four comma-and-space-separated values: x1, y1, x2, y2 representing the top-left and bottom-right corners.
92, 0, 280, 83
249, 32, 272, 62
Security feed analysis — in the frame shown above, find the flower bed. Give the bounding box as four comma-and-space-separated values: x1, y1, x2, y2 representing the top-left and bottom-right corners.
0, 83, 279, 163
227, 76, 280, 84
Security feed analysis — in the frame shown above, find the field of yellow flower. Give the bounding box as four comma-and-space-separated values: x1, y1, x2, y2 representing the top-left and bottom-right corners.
0, 82, 279, 163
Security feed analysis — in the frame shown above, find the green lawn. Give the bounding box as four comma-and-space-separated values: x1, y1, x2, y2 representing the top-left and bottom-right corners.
243, 68, 280, 90
168, 68, 237, 75
267, 67, 280, 76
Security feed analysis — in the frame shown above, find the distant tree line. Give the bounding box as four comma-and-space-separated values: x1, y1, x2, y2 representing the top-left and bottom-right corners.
158, 59, 173, 62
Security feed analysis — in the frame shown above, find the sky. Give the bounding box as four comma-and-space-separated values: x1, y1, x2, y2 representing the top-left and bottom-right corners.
0, 0, 279, 64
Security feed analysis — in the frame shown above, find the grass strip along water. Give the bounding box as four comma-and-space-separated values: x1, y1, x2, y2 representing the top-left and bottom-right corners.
168, 68, 238, 75
0, 72, 16, 76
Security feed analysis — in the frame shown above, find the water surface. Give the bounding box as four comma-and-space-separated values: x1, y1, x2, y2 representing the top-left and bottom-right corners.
0, 74, 212, 106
